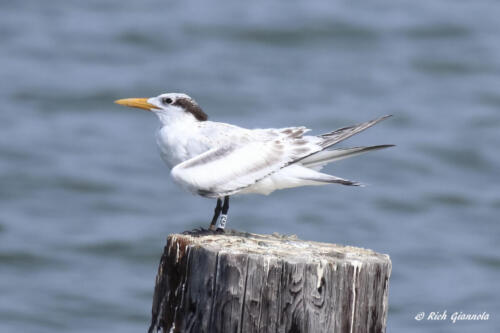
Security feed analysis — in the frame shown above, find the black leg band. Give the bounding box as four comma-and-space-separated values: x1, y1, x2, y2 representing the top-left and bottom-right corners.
209, 198, 222, 230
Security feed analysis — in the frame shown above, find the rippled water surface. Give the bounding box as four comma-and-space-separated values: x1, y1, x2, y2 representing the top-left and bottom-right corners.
1, 1, 499, 332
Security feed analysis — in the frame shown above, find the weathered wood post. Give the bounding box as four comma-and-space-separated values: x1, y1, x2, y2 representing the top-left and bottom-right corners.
148, 229, 391, 333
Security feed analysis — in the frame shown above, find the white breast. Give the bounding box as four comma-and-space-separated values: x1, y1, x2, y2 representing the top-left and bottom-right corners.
156, 124, 210, 169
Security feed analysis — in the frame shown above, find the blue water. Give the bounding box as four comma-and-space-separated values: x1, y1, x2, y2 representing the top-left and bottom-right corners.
1, 1, 499, 332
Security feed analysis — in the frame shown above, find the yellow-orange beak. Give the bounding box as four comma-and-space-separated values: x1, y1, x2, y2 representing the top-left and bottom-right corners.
114, 98, 159, 111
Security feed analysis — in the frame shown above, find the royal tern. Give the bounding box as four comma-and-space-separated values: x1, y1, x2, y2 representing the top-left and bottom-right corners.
115, 93, 393, 230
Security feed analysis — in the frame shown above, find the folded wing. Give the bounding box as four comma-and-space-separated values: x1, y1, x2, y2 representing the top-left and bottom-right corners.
171, 116, 392, 198
171, 135, 321, 197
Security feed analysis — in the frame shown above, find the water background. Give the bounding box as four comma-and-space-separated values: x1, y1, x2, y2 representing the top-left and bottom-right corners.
1, 1, 499, 332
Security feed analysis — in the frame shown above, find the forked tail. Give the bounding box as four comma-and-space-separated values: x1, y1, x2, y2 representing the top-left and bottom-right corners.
301, 145, 394, 171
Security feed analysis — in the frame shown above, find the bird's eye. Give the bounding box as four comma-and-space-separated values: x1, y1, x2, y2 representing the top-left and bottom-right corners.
162, 97, 173, 105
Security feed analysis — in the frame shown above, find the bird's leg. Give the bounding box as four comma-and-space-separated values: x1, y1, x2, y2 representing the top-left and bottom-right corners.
216, 196, 230, 231
209, 198, 222, 231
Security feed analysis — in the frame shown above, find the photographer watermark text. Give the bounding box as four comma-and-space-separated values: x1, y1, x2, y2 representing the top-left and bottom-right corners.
414, 311, 489, 323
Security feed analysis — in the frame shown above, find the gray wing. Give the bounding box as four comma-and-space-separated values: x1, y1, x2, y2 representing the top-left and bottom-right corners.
171, 129, 322, 197
171, 116, 391, 197
319, 115, 392, 148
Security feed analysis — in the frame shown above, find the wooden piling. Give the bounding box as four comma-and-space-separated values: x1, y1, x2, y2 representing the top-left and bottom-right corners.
148, 229, 391, 333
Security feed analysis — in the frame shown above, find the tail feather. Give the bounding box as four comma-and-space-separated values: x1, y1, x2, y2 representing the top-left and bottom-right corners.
299, 173, 363, 187
285, 116, 393, 189
319, 115, 392, 149
302, 144, 394, 170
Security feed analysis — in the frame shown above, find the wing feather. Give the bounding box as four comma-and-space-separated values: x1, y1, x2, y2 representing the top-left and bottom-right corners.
319, 115, 391, 148
171, 136, 320, 197
171, 117, 391, 197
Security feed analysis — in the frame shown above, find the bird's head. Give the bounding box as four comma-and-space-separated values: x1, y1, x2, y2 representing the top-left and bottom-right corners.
114, 92, 208, 123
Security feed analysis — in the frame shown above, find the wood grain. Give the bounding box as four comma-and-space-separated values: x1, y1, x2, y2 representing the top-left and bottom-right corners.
149, 230, 391, 333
